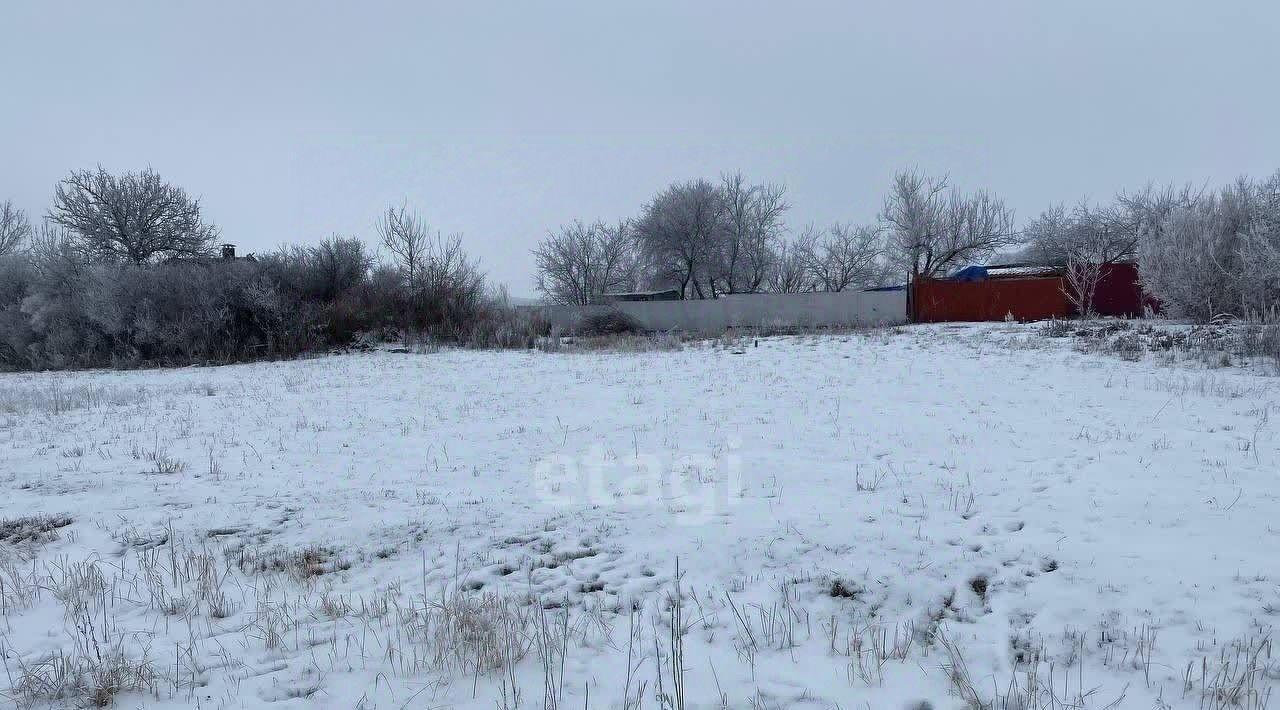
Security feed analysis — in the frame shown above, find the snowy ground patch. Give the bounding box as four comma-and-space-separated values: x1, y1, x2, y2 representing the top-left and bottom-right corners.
1, 324, 1277, 709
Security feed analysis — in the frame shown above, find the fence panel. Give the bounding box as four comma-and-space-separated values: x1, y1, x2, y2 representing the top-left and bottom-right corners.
535, 290, 908, 333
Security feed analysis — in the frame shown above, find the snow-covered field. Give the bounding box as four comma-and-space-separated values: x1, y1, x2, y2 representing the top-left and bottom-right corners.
1, 324, 1277, 709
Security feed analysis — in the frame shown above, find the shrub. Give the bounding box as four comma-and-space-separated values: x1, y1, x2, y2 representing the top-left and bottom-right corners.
0, 230, 508, 371
576, 309, 643, 335
464, 304, 550, 349
1239, 321, 1280, 366
1038, 318, 1070, 338
1107, 332, 1145, 361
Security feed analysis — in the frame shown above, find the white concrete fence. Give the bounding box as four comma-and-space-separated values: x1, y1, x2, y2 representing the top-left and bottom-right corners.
532, 289, 908, 333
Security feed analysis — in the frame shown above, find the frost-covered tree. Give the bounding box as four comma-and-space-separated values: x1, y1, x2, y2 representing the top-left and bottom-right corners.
881, 169, 1017, 279
881, 170, 948, 278
796, 223, 885, 292
1112, 183, 1202, 262
712, 172, 788, 294
264, 236, 371, 303
766, 238, 814, 293
533, 219, 637, 305
1138, 172, 1280, 320
1139, 204, 1237, 321
1024, 202, 1119, 316
47, 166, 218, 264
1023, 202, 1113, 264
1023, 196, 1169, 268
0, 200, 32, 256
634, 179, 725, 299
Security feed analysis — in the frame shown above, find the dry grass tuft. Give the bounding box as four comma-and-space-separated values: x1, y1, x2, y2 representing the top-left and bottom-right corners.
231, 544, 352, 581
0, 514, 73, 546
7, 643, 158, 708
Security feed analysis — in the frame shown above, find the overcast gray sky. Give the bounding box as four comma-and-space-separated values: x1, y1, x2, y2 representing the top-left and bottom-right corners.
2, 1, 1277, 296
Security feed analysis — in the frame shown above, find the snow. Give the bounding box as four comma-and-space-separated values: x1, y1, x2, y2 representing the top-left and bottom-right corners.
1, 323, 1277, 709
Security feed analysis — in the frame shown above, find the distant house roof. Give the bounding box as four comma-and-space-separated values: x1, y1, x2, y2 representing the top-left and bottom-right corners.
594, 289, 682, 303
985, 263, 1063, 278
162, 249, 257, 267
945, 263, 1063, 281
947, 265, 989, 282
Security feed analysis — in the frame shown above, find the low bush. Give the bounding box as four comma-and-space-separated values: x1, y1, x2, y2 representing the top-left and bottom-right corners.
576, 309, 643, 336
1038, 318, 1070, 338
1239, 322, 1280, 366
0, 232, 518, 371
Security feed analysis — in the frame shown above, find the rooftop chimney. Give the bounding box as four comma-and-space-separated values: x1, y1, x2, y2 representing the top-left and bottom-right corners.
221, 244, 236, 260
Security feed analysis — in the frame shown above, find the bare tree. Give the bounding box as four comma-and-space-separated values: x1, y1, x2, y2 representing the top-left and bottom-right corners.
0, 200, 32, 255
1063, 252, 1104, 317
797, 222, 885, 291
263, 236, 371, 303
881, 169, 1017, 278
376, 204, 430, 289
1024, 201, 1114, 316
634, 179, 724, 299
936, 187, 1018, 273
47, 166, 218, 264
881, 170, 949, 278
713, 172, 788, 294
311, 235, 372, 302
374, 203, 488, 331
419, 233, 484, 299
767, 238, 813, 293
1020, 203, 1075, 264
533, 219, 636, 304
415, 231, 487, 335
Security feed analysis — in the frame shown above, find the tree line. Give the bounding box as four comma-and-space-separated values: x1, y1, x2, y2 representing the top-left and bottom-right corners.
2, 164, 1277, 370
533, 169, 1280, 322
532, 169, 1023, 304
0, 167, 508, 371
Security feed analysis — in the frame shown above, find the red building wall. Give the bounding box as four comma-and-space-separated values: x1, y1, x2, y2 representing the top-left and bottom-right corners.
1093, 262, 1152, 317
911, 263, 1150, 322
912, 277, 1070, 322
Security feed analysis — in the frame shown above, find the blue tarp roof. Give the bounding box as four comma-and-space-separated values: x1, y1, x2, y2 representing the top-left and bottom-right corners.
947, 265, 989, 282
